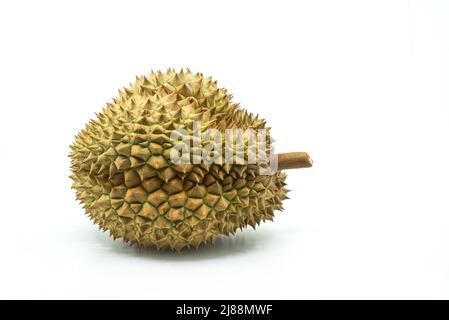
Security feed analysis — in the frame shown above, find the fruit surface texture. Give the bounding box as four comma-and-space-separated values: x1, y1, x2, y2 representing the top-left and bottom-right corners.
70, 69, 288, 251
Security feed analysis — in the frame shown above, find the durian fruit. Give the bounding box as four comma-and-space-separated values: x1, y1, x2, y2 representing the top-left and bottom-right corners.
69, 69, 312, 251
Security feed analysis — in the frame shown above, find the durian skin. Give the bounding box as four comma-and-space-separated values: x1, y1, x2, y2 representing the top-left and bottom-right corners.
69, 69, 288, 251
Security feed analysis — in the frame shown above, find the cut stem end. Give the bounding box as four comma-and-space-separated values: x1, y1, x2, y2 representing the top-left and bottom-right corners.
276, 152, 313, 170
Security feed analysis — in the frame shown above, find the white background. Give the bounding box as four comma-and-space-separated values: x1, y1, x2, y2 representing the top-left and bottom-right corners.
0, 0, 448, 299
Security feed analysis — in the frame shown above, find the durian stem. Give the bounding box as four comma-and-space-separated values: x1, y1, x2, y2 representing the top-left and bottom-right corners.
276, 152, 313, 170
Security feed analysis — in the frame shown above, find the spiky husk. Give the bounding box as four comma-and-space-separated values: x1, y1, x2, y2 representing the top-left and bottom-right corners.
69, 69, 288, 251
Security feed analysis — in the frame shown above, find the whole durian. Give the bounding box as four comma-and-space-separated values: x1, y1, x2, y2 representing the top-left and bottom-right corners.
69, 69, 312, 251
